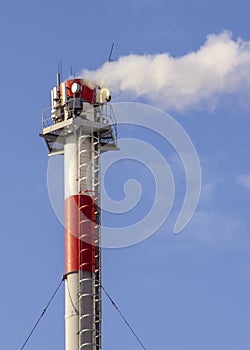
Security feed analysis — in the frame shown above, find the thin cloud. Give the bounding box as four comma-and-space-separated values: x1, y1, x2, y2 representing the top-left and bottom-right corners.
155, 210, 248, 255
237, 174, 250, 190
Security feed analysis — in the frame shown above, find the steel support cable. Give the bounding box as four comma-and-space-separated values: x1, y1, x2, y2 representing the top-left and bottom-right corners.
20, 277, 64, 350
101, 285, 147, 350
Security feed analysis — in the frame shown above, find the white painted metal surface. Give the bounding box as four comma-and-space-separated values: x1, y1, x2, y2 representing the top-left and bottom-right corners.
65, 273, 79, 350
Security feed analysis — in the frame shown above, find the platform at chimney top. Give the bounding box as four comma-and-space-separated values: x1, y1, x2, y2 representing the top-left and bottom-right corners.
40, 103, 118, 156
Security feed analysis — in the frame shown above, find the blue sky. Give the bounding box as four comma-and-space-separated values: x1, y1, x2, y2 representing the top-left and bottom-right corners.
1, 0, 250, 349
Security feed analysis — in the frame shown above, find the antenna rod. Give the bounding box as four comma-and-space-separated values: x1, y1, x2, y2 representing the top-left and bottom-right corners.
57, 60, 63, 88
108, 43, 115, 62
57, 73, 61, 89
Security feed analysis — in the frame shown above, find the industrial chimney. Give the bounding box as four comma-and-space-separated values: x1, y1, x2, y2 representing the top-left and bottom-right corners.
40, 75, 118, 350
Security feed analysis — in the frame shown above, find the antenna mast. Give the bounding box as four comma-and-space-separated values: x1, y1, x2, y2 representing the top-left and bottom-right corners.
108, 43, 115, 62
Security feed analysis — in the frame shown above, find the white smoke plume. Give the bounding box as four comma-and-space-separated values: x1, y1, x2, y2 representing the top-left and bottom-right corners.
81, 31, 250, 110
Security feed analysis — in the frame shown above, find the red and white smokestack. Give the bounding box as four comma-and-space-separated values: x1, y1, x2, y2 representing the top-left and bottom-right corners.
64, 133, 97, 350
41, 76, 117, 350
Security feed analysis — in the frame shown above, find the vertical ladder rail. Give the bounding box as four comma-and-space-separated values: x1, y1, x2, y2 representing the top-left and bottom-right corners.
92, 133, 102, 350
78, 127, 102, 350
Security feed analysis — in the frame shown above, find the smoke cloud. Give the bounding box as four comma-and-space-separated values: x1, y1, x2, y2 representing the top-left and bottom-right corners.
81, 31, 250, 110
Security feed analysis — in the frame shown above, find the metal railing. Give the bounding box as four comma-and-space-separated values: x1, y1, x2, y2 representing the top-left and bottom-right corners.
42, 101, 117, 134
